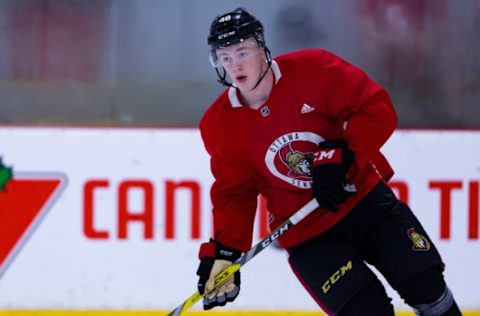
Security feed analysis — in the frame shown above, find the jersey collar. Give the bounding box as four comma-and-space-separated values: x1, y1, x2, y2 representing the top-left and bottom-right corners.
228, 60, 282, 108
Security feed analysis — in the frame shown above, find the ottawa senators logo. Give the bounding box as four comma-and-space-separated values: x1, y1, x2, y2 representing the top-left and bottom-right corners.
265, 132, 323, 189
407, 228, 430, 251
279, 144, 314, 178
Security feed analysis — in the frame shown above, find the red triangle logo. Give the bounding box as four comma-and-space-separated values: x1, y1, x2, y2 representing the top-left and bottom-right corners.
0, 173, 67, 277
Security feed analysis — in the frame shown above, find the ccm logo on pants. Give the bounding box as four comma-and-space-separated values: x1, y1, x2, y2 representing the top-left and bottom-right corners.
322, 260, 353, 294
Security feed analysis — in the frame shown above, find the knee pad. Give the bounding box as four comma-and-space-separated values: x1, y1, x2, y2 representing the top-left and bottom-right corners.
399, 268, 459, 316
400, 267, 446, 305
413, 286, 458, 316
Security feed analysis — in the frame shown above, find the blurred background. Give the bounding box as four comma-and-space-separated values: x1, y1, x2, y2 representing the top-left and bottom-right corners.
0, 0, 478, 128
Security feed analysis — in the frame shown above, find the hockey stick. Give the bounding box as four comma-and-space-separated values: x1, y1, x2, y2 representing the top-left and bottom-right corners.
167, 198, 320, 316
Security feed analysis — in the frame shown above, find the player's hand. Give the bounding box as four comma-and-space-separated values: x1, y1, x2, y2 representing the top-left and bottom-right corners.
196, 239, 242, 310
311, 139, 356, 212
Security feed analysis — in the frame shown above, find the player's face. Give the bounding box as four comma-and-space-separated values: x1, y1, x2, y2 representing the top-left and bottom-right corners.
214, 38, 266, 90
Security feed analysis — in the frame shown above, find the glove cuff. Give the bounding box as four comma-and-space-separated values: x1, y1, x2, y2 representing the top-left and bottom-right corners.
198, 239, 242, 262
198, 240, 216, 259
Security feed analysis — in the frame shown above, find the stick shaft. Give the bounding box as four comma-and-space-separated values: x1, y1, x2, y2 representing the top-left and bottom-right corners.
167, 198, 319, 316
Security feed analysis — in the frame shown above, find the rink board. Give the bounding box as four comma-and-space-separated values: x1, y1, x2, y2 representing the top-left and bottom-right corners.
0, 127, 479, 313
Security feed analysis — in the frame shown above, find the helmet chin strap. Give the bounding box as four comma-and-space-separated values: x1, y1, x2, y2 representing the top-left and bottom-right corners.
215, 47, 272, 90
250, 47, 272, 91
215, 67, 234, 87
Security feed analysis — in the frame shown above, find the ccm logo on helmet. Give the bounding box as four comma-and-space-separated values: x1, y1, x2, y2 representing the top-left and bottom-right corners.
218, 31, 236, 40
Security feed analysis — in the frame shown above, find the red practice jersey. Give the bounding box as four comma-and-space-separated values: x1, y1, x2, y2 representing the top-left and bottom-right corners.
200, 49, 397, 252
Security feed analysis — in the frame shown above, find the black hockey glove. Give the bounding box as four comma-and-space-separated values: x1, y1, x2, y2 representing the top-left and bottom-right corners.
311, 139, 356, 212
196, 239, 242, 310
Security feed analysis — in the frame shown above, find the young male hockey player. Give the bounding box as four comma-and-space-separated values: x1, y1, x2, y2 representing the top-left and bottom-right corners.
195, 7, 462, 316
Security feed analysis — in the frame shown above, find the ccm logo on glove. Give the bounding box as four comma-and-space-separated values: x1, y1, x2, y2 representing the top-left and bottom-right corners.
313, 148, 344, 165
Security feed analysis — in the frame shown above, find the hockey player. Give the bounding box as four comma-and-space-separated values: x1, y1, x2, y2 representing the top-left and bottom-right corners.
195, 7, 462, 316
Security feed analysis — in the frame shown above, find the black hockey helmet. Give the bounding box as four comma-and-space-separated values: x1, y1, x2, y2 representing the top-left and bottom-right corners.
208, 8, 266, 49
